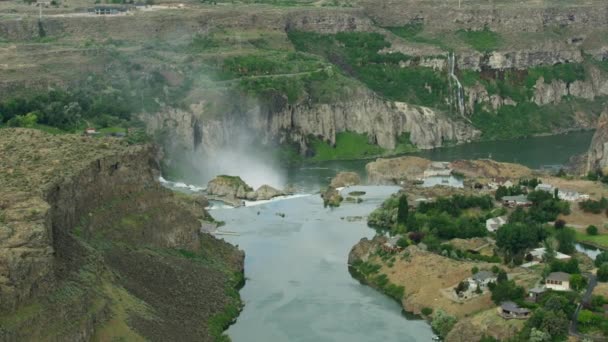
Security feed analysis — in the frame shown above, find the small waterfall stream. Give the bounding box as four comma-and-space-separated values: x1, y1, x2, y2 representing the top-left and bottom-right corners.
447, 52, 467, 120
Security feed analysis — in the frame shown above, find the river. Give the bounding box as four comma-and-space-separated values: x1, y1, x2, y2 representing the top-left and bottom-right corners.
287, 130, 594, 190
213, 186, 436, 341
171, 131, 595, 341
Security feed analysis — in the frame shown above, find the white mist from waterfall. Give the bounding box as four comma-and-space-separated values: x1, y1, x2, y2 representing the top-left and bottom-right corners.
448, 52, 466, 118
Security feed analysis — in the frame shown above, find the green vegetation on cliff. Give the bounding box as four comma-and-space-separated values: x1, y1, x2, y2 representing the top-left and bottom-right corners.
288, 31, 449, 108
309, 131, 416, 161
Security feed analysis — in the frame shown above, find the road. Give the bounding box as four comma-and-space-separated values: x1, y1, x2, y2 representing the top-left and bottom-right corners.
569, 273, 598, 339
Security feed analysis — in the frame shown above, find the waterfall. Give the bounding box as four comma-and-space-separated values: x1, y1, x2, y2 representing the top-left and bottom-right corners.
447, 52, 466, 120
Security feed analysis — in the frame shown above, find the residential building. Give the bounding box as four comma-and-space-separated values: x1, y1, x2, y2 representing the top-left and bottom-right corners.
382, 236, 403, 253
499, 301, 531, 319
545, 272, 571, 291
535, 183, 555, 193
526, 287, 546, 303
485, 216, 507, 233
557, 189, 581, 202
502, 195, 531, 207
469, 271, 497, 288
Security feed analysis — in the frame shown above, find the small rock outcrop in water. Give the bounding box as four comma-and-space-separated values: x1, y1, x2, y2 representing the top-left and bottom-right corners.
366, 156, 431, 185
208, 175, 286, 202
247, 184, 285, 201
587, 110, 608, 174
321, 186, 343, 208
330, 171, 361, 188
207, 175, 254, 198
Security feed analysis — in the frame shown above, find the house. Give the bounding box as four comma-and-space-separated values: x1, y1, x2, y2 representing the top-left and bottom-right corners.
470, 271, 497, 288
487, 177, 514, 190
557, 189, 581, 202
499, 301, 531, 319
546, 272, 571, 291
529, 247, 571, 262
486, 216, 507, 233
535, 183, 555, 193
526, 287, 547, 303
84, 128, 98, 135
87, 6, 128, 15
502, 195, 531, 207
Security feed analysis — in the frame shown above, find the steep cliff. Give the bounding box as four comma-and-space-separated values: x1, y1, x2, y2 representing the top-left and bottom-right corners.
0, 129, 243, 341
587, 110, 608, 173
144, 88, 479, 157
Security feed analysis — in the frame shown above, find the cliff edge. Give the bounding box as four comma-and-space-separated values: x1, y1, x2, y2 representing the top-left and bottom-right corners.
0, 128, 244, 341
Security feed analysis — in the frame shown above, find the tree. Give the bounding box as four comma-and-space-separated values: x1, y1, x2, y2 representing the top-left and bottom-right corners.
471, 266, 479, 274
598, 264, 608, 282
555, 227, 576, 254
495, 186, 508, 200
578, 309, 595, 326
595, 251, 608, 268
554, 219, 565, 229
554, 187, 559, 199
397, 194, 408, 226
527, 309, 569, 340
455, 281, 469, 294
7, 112, 37, 128
569, 274, 587, 291
587, 225, 599, 235
496, 270, 508, 283
431, 309, 457, 338
529, 328, 551, 342
491, 265, 500, 274
490, 280, 525, 304
496, 222, 545, 262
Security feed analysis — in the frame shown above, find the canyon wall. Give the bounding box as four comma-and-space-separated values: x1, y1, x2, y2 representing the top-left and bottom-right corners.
0, 129, 243, 341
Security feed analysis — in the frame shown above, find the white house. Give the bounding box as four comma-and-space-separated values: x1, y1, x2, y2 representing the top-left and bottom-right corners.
535, 183, 554, 193
545, 272, 571, 291
557, 190, 581, 202
469, 271, 497, 288
486, 216, 507, 233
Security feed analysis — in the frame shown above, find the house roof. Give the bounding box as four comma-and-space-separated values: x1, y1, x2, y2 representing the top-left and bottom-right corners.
502, 195, 530, 202
547, 272, 571, 282
501, 301, 531, 314
472, 270, 495, 282
529, 247, 571, 260
535, 183, 554, 191
529, 287, 546, 294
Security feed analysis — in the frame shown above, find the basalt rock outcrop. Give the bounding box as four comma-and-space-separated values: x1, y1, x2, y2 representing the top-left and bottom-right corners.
0, 129, 244, 341
330, 172, 361, 188
587, 110, 608, 174
366, 156, 432, 185
207, 175, 285, 202
144, 88, 480, 157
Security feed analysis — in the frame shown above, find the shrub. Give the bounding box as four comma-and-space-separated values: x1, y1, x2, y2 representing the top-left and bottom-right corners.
471, 266, 479, 274
587, 225, 599, 235
421, 307, 433, 316
554, 219, 566, 229
596, 252, 608, 267
598, 264, 608, 282
431, 310, 457, 338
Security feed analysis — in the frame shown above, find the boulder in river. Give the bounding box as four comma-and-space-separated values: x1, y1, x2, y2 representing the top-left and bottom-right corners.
330, 172, 361, 188
246, 184, 285, 201
366, 156, 431, 185
207, 175, 253, 198
321, 186, 343, 208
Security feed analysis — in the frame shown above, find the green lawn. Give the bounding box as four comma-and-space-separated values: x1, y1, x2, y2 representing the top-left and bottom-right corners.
575, 231, 608, 249
309, 131, 416, 162
456, 28, 502, 52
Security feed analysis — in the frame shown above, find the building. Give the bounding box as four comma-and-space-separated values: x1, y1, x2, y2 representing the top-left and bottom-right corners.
502, 195, 531, 207
487, 177, 514, 190
499, 301, 531, 319
535, 183, 555, 193
526, 287, 546, 303
546, 272, 571, 291
88, 6, 128, 15
486, 216, 507, 233
557, 189, 581, 202
529, 247, 571, 262
84, 128, 98, 135
470, 271, 497, 287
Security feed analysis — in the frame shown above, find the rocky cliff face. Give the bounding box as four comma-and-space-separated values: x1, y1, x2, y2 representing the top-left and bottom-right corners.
144, 88, 479, 157
0, 129, 243, 341
587, 110, 608, 173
